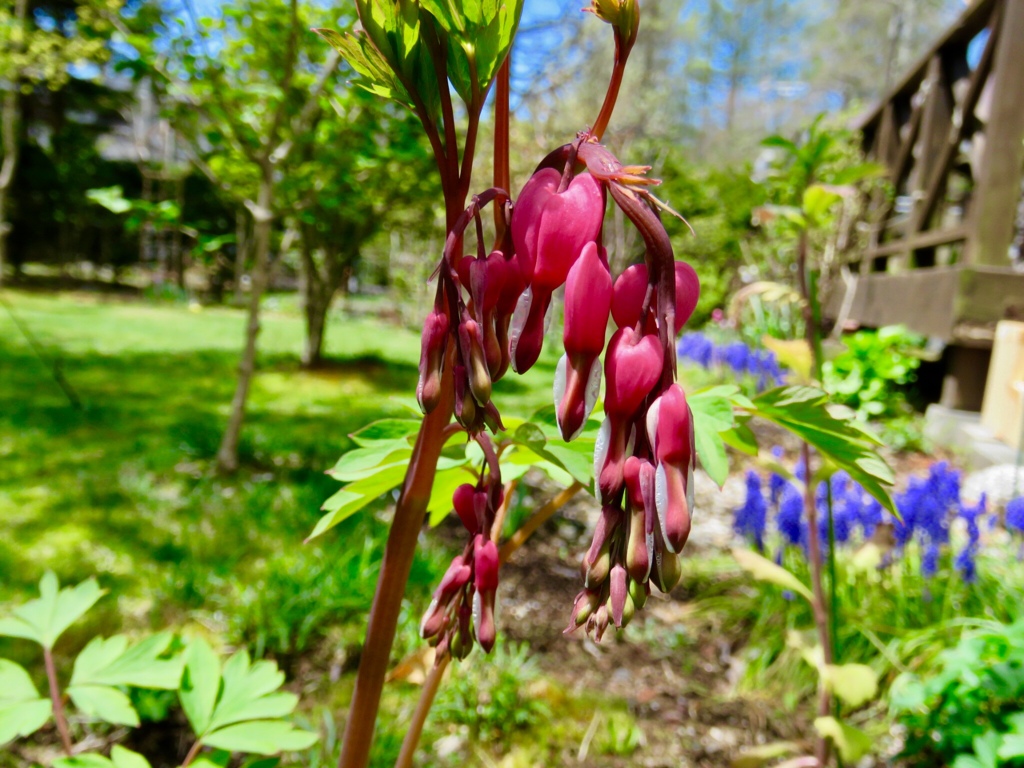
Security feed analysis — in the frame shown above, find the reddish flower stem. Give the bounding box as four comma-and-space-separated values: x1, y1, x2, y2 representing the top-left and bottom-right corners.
393, 653, 451, 768
337, 358, 456, 768
43, 645, 73, 755
590, 36, 627, 142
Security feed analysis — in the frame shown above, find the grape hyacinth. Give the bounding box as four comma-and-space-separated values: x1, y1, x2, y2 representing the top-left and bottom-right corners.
677, 331, 785, 391
734, 471, 768, 551
733, 459, 1011, 586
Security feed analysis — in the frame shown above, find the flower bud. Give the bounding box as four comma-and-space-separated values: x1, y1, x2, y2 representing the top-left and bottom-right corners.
651, 547, 682, 593
507, 286, 548, 374
473, 588, 497, 653
586, 0, 639, 48
566, 589, 602, 632
628, 577, 648, 610
453, 365, 480, 430
452, 484, 479, 533
459, 316, 492, 407
474, 535, 500, 593
435, 554, 472, 600
647, 385, 695, 554
555, 242, 612, 440
416, 309, 449, 414
582, 505, 619, 588
609, 564, 628, 627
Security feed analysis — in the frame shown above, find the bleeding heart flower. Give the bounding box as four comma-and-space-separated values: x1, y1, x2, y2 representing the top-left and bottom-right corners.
646, 384, 695, 554
555, 242, 611, 441
611, 261, 701, 334
508, 168, 605, 373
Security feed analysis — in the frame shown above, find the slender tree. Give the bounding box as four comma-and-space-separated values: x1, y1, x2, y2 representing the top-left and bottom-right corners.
138, 0, 343, 471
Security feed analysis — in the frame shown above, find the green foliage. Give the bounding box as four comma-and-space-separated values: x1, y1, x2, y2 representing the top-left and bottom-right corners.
823, 325, 925, 421
746, 385, 896, 516
433, 641, 550, 744
890, 620, 1024, 767
0, 572, 104, 648
180, 638, 317, 756
0, 659, 51, 745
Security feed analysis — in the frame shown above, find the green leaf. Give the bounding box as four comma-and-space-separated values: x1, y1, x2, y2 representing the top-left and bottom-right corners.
731, 741, 799, 768
326, 443, 411, 482
110, 746, 151, 768
348, 419, 421, 445
203, 720, 318, 755
761, 135, 799, 154
0, 572, 105, 648
180, 638, 221, 736
721, 424, 759, 456
821, 663, 879, 708
0, 659, 52, 745
732, 548, 814, 603
510, 423, 592, 486
54, 756, 115, 768
206, 652, 290, 732
86, 186, 132, 214
71, 633, 183, 690
180, 648, 317, 756
802, 184, 842, 224
746, 386, 897, 517
309, 461, 409, 540
313, 28, 411, 106
688, 385, 738, 430
813, 717, 872, 763
68, 684, 139, 726
998, 735, 1024, 761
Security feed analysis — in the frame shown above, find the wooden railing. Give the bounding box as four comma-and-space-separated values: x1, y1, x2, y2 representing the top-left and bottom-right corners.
836, 0, 1024, 344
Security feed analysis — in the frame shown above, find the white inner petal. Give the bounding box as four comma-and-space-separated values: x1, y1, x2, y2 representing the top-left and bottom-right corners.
508, 286, 533, 373
593, 417, 612, 504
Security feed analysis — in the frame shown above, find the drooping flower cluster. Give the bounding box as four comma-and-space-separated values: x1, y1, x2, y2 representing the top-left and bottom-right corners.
420, 460, 505, 657
734, 456, 1009, 585
415, 133, 703, 650
677, 332, 785, 391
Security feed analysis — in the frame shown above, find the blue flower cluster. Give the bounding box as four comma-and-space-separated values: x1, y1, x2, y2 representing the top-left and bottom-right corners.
733, 455, 1002, 584
677, 332, 785, 391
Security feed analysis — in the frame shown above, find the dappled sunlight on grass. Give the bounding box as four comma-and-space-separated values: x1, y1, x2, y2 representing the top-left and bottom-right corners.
0, 292, 452, 621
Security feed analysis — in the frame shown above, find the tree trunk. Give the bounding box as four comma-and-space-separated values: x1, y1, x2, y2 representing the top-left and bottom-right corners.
297, 224, 337, 369
216, 174, 273, 473
0, 0, 27, 289
173, 177, 185, 290
233, 208, 249, 305
302, 292, 329, 368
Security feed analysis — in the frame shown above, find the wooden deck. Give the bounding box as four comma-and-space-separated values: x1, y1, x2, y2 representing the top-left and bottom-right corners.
834, 0, 1024, 348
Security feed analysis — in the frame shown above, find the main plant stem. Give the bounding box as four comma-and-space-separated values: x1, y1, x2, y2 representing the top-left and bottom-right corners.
43, 646, 73, 755
338, 170, 465, 766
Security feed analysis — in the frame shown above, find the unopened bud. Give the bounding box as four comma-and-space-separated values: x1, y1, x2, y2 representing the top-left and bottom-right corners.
609, 564, 628, 627
651, 548, 682, 594
586, 0, 640, 49
628, 577, 648, 610
476, 589, 497, 653
452, 484, 479, 533
416, 310, 449, 414
459, 317, 492, 406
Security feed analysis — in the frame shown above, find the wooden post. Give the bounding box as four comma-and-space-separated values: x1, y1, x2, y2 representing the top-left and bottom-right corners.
967, 0, 1024, 267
